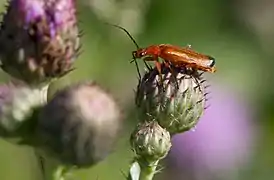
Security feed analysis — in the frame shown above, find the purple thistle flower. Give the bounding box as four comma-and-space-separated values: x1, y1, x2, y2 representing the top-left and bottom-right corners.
15, 0, 45, 24
0, 0, 80, 86
165, 84, 258, 180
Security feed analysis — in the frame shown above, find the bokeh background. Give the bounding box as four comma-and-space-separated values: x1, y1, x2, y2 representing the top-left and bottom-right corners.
0, 0, 274, 179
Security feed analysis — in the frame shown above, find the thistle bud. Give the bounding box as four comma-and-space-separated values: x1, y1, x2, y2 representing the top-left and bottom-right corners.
0, 0, 80, 86
136, 64, 208, 135
37, 81, 123, 167
130, 121, 171, 162
0, 82, 48, 142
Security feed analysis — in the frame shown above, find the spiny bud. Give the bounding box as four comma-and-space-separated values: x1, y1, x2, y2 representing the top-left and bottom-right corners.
0, 82, 48, 142
36, 81, 123, 167
130, 121, 171, 162
136, 64, 208, 135
0, 0, 80, 86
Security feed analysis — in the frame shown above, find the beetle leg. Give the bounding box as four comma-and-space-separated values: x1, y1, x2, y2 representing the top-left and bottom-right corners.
170, 67, 179, 90
164, 61, 179, 89
143, 56, 156, 62
185, 63, 198, 71
144, 57, 163, 85
134, 57, 141, 80
143, 60, 152, 71
131, 53, 141, 80
163, 61, 170, 68
143, 56, 161, 72
142, 56, 153, 70
154, 60, 165, 88
143, 56, 165, 89
154, 60, 162, 75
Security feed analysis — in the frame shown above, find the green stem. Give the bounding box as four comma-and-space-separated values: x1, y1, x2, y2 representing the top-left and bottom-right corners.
34, 151, 46, 180
128, 158, 159, 180
53, 165, 68, 180
138, 159, 159, 180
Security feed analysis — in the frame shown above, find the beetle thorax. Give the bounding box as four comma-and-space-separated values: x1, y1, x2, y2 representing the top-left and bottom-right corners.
144, 45, 161, 57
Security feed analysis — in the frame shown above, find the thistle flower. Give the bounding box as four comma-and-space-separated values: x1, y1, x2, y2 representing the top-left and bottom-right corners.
0, 82, 48, 143
136, 64, 208, 135
0, 0, 80, 86
36, 81, 123, 167
130, 121, 171, 162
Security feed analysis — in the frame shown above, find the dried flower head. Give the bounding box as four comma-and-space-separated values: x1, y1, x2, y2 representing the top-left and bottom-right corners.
0, 0, 80, 86
37, 81, 123, 167
130, 120, 171, 162
0, 82, 48, 143
136, 64, 208, 135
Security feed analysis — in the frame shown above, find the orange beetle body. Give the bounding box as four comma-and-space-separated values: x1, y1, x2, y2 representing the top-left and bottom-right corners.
133, 44, 216, 73
107, 23, 216, 76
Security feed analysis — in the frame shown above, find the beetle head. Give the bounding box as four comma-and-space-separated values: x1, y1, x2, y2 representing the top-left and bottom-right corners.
132, 49, 146, 59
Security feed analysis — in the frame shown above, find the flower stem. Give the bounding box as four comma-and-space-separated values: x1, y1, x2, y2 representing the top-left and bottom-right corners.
34, 151, 46, 180
128, 158, 159, 180
139, 159, 159, 180
53, 165, 68, 180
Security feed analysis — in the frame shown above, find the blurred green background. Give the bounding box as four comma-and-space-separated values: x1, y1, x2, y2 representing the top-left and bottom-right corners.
1, 0, 274, 179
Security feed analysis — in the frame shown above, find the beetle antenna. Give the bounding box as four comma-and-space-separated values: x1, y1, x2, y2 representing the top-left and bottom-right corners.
105, 23, 140, 49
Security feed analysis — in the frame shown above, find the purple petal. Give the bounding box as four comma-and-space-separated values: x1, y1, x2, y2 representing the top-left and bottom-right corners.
168, 84, 259, 176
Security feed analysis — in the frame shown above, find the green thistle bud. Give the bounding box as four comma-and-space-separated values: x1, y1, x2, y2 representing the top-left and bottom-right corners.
36, 81, 123, 167
0, 82, 48, 143
0, 0, 80, 86
130, 121, 171, 162
136, 64, 208, 135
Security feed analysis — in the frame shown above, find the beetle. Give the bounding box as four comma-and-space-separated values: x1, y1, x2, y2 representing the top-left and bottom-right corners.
107, 23, 216, 79
133, 44, 216, 74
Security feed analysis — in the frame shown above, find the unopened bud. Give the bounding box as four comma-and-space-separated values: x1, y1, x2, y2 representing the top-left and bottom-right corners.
136, 64, 208, 134
37, 81, 123, 167
130, 121, 171, 162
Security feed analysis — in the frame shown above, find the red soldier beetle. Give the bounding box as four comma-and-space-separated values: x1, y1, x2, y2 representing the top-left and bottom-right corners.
107, 23, 216, 80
